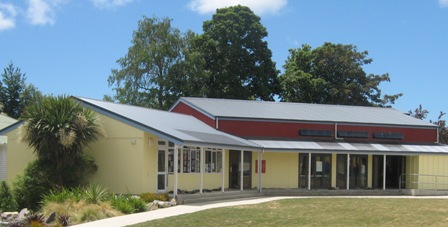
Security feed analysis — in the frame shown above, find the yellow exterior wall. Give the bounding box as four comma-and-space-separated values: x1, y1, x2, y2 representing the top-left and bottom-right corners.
167, 173, 225, 191
367, 154, 373, 188
253, 152, 298, 189
84, 114, 159, 194
331, 153, 337, 188
417, 155, 448, 190
5, 128, 36, 182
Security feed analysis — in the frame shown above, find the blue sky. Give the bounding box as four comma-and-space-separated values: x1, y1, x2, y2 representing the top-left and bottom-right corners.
0, 0, 447, 121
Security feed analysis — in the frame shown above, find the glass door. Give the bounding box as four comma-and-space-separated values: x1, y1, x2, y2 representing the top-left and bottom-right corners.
350, 155, 368, 189
157, 141, 168, 192
298, 153, 332, 189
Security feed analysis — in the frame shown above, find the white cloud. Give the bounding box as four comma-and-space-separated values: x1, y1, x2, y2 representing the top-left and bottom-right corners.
0, 3, 18, 31
90, 0, 133, 9
440, 0, 448, 8
188, 0, 287, 15
26, 0, 64, 25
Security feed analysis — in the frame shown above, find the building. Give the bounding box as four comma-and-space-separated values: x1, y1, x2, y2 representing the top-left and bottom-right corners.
0, 114, 18, 180
1, 97, 448, 195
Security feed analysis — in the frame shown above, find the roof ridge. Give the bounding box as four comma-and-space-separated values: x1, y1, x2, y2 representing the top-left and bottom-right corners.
182, 97, 398, 111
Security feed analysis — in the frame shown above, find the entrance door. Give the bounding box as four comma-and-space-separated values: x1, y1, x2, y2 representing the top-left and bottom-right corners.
336, 154, 347, 189
372, 155, 405, 189
157, 142, 168, 192
386, 156, 405, 189
299, 153, 332, 189
229, 150, 252, 189
350, 155, 368, 189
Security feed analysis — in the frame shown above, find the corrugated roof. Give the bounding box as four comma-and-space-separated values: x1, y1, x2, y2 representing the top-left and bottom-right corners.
0, 114, 17, 130
74, 97, 261, 150
178, 97, 436, 127
251, 140, 448, 155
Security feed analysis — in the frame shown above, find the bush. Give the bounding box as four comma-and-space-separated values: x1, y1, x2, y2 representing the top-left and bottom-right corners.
13, 160, 55, 211
111, 195, 147, 214
139, 192, 170, 203
83, 185, 110, 204
0, 181, 18, 212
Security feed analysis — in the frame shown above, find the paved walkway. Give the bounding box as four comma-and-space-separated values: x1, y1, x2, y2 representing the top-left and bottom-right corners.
74, 196, 448, 227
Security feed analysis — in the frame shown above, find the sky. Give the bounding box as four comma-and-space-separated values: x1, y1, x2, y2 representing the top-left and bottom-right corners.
0, 0, 447, 121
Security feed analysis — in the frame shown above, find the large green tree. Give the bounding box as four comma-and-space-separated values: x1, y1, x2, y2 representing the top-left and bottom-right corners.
279, 43, 402, 107
194, 5, 279, 100
18, 95, 104, 187
0, 63, 42, 119
107, 16, 200, 110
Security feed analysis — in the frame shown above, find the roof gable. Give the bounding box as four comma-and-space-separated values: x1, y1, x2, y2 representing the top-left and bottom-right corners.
177, 97, 436, 128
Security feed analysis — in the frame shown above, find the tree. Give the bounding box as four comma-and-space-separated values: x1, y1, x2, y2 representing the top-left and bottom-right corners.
279, 43, 402, 107
194, 5, 279, 100
0, 63, 42, 119
18, 95, 104, 187
107, 16, 199, 110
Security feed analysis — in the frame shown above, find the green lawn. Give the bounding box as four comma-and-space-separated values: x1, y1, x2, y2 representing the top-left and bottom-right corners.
132, 198, 448, 226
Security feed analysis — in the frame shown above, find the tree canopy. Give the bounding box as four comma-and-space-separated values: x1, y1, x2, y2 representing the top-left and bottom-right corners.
106, 16, 199, 110
279, 43, 402, 107
0, 63, 42, 119
194, 5, 279, 100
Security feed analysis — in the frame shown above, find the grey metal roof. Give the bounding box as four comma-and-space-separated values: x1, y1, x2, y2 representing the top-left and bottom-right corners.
74, 97, 261, 150
251, 140, 448, 155
0, 115, 17, 130
177, 97, 436, 128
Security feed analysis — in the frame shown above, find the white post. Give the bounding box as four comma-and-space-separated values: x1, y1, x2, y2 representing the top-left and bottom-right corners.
347, 153, 350, 190
174, 145, 179, 196
222, 149, 225, 193
200, 147, 204, 194
308, 153, 311, 190
383, 154, 386, 190
240, 150, 244, 191
258, 151, 262, 193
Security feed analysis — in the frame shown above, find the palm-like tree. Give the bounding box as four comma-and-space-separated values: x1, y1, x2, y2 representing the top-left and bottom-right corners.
19, 95, 104, 186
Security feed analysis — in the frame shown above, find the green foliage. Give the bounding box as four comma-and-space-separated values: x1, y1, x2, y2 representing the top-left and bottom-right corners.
0, 181, 18, 212
42, 187, 81, 204
83, 185, 110, 204
13, 160, 55, 211
194, 5, 279, 100
110, 194, 147, 214
107, 16, 200, 110
19, 95, 103, 187
139, 192, 169, 203
0, 62, 42, 119
279, 43, 402, 107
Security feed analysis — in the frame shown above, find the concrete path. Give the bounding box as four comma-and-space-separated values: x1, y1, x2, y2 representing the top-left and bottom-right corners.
74, 196, 448, 227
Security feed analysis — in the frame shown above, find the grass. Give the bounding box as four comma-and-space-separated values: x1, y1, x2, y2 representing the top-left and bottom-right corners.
132, 198, 448, 226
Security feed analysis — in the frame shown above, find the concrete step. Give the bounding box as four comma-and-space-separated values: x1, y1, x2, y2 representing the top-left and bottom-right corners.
176, 190, 262, 204
262, 189, 404, 196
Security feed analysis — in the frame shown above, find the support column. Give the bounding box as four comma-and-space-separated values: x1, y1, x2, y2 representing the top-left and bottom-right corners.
222, 149, 225, 193
347, 153, 350, 190
174, 145, 179, 196
258, 151, 262, 193
240, 150, 244, 191
383, 154, 386, 190
200, 147, 204, 194
308, 152, 311, 190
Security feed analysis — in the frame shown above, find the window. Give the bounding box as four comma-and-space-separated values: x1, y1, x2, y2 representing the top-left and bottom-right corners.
205, 148, 222, 173
182, 147, 200, 173
164, 142, 222, 174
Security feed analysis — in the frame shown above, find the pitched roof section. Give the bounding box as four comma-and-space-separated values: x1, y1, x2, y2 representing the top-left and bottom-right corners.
177, 97, 436, 128
74, 97, 261, 150
0, 115, 17, 130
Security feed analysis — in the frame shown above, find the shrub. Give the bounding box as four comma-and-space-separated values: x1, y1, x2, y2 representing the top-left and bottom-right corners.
139, 192, 170, 203
83, 184, 110, 204
0, 181, 18, 212
42, 187, 81, 204
13, 160, 55, 211
111, 195, 147, 214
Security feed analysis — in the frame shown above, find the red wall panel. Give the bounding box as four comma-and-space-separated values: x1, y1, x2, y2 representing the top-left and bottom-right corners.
218, 119, 437, 144
170, 102, 215, 128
